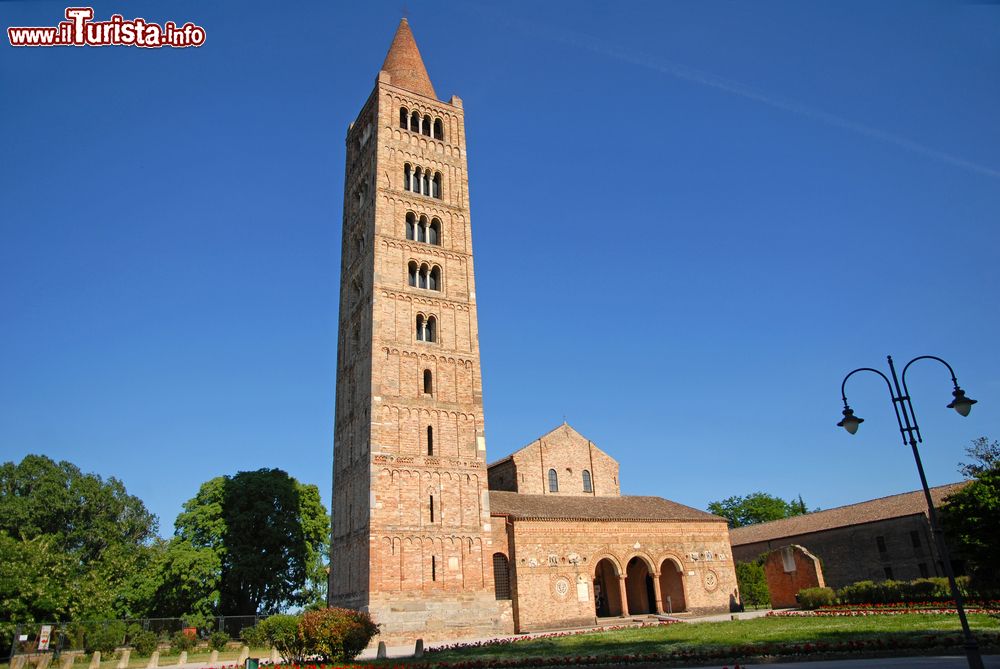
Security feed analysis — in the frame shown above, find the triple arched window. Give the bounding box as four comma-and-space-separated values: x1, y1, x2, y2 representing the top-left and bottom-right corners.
403, 164, 442, 199
548, 469, 559, 493
406, 212, 441, 245
416, 314, 437, 342
407, 261, 441, 291
399, 107, 445, 141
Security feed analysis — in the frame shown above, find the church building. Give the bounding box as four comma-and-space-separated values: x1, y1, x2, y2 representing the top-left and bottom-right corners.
329, 19, 737, 645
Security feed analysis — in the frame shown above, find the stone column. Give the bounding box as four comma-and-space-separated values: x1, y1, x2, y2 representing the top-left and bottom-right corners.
11, 656, 27, 669
618, 576, 629, 617
36, 655, 52, 669
88, 651, 101, 669
176, 652, 186, 666
651, 572, 664, 614
60, 653, 75, 669
236, 646, 249, 665
207, 651, 217, 665
268, 648, 278, 663
145, 651, 158, 669
115, 649, 130, 669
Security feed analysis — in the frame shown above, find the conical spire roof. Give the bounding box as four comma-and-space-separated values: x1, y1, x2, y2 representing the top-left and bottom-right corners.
380, 19, 437, 99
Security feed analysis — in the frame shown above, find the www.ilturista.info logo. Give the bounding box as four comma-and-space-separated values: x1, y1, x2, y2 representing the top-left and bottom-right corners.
8, 7, 206, 48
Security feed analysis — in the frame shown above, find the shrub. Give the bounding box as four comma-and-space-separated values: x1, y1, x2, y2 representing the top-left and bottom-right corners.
208, 631, 230, 651
169, 630, 197, 654
798, 587, 836, 609
837, 576, 975, 605
85, 622, 127, 654
298, 608, 379, 662
239, 624, 266, 649
131, 631, 159, 657
258, 615, 307, 663
734, 560, 770, 609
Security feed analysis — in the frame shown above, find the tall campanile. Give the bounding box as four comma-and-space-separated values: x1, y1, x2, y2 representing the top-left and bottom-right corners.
330, 20, 511, 643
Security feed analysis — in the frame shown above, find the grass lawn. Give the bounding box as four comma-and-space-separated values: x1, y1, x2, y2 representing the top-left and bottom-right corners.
418, 614, 1000, 663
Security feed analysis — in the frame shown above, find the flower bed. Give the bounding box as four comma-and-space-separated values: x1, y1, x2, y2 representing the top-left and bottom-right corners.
425, 622, 678, 655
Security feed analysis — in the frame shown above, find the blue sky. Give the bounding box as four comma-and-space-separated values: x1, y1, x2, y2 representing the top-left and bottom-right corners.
1, 1, 998, 536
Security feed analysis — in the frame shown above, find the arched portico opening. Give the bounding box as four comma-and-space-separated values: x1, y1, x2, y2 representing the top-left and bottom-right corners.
593, 558, 622, 617
625, 556, 655, 615
658, 558, 687, 613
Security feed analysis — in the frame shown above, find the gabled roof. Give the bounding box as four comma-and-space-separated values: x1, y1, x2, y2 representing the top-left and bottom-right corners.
380, 19, 437, 100
729, 482, 969, 546
487, 422, 615, 470
489, 490, 723, 522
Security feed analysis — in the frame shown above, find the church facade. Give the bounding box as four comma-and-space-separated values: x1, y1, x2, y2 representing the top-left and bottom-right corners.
329, 19, 736, 645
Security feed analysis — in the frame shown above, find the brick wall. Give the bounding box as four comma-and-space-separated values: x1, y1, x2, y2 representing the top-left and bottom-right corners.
762, 545, 825, 608
732, 514, 942, 589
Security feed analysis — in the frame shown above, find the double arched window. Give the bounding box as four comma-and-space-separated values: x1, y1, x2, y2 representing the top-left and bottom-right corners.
416, 314, 437, 342
399, 107, 445, 140
548, 469, 559, 493
582, 470, 593, 493
406, 212, 441, 245
403, 164, 442, 199
407, 261, 441, 291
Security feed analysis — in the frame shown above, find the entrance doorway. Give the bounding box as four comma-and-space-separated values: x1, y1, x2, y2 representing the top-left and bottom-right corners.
658, 558, 687, 613
625, 556, 654, 614
593, 558, 622, 617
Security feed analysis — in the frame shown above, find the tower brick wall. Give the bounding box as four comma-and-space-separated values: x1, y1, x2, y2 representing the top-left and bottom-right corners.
330, 19, 511, 645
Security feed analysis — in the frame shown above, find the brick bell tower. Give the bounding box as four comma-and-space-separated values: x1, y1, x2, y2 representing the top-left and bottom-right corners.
329, 19, 511, 643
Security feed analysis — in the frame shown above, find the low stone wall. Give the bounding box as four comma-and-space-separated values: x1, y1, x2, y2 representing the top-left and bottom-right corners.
369, 591, 514, 645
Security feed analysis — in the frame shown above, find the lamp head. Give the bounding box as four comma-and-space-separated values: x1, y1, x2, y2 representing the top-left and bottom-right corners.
947, 387, 977, 417
837, 406, 864, 435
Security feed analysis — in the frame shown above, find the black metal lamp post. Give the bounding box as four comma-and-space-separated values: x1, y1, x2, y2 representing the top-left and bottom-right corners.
838, 355, 982, 669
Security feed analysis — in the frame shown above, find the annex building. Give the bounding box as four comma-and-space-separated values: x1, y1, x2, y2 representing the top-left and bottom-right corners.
328, 20, 737, 644
729, 482, 969, 589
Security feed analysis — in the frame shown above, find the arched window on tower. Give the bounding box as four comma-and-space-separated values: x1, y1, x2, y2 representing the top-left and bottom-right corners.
418, 263, 429, 289
548, 469, 559, 493
399, 107, 408, 129
410, 111, 421, 133
417, 215, 428, 243
429, 218, 440, 245
406, 212, 416, 240
416, 314, 426, 341
403, 164, 411, 192
407, 261, 417, 287
423, 369, 433, 395
422, 115, 432, 137
432, 172, 442, 199
493, 553, 511, 600
422, 171, 430, 196
413, 167, 422, 194
427, 426, 434, 456
426, 315, 436, 342
429, 266, 440, 291
433, 118, 444, 141
582, 470, 593, 493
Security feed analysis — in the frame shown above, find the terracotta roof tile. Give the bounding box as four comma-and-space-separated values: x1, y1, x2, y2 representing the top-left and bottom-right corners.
489, 490, 723, 522
729, 482, 969, 546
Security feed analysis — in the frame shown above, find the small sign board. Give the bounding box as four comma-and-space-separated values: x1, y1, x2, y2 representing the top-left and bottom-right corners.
38, 625, 52, 651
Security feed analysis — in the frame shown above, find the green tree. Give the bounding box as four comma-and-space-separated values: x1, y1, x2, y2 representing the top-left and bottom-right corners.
0, 455, 160, 649
734, 560, 770, 608
0, 455, 157, 562
174, 469, 329, 616
941, 437, 1000, 593
707, 491, 810, 528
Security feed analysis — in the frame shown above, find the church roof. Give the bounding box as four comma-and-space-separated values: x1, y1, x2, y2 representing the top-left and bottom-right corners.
489, 490, 723, 523
729, 482, 968, 547
380, 19, 437, 100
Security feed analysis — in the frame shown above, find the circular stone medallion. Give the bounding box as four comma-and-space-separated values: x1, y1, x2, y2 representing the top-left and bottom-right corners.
553, 576, 571, 598
703, 570, 719, 591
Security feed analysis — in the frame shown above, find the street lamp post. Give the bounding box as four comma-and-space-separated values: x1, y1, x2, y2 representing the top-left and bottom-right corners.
838, 355, 982, 669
